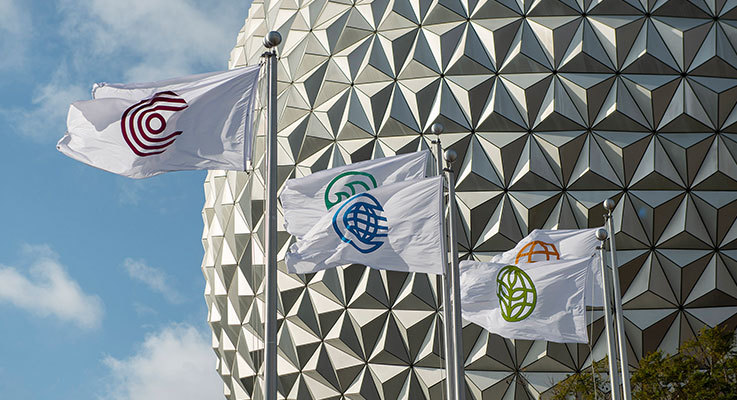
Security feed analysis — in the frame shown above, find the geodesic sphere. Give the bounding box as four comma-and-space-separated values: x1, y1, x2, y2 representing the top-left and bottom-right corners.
203, 0, 737, 398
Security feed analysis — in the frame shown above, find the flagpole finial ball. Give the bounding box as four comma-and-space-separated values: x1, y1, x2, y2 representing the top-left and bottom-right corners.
430, 122, 444, 135
264, 31, 282, 48
603, 198, 616, 211
596, 228, 608, 241
444, 149, 457, 163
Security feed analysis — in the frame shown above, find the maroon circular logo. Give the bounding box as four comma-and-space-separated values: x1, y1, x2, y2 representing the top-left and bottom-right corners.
121, 91, 188, 157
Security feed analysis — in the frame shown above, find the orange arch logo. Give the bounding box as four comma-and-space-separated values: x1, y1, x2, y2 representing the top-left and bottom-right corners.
515, 241, 560, 263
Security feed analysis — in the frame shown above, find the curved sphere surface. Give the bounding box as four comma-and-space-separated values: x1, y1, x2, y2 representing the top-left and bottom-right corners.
203, 0, 737, 398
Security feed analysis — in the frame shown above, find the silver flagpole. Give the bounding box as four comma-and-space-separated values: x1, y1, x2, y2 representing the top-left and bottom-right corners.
444, 148, 465, 400
263, 31, 282, 400
603, 199, 632, 400
596, 229, 622, 400
430, 123, 456, 400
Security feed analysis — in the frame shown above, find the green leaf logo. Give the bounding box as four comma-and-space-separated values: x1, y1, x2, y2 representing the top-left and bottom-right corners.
324, 171, 378, 210
496, 265, 537, 322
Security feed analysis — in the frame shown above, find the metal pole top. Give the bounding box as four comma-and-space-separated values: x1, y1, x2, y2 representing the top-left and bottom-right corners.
444, 149, 457, 164
596, 228, 608, 241
264, 31, 282, 49
430, 122, 444, 135
603, 198, 616, 213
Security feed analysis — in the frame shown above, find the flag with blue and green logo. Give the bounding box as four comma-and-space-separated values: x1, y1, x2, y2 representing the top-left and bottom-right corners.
280, 151, 429, 238
459, 257, 590, 343
285, 176, 444, 275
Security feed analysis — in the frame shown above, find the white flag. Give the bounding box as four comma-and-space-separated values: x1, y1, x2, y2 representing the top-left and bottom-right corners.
285, 176, 443, 275
492, 228, 604, 306
57, 65, 261, 179
460, 258, 590, 343
280, 151, 429, 238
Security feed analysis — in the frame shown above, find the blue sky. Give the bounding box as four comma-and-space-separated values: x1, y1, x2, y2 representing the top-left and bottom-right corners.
0, 1, 251, 399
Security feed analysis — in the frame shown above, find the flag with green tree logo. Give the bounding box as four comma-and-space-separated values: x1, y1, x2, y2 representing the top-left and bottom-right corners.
460, 257, 590, 343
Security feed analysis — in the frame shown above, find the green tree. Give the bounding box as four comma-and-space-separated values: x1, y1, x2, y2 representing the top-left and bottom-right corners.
550, 357, 612, 400
550, 326, 737, 400
632, 325, 737, 400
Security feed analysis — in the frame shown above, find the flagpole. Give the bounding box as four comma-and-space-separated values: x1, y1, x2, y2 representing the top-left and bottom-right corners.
603, 199, 632, 400
263, 31, 281, 400
430, 123, 456, 400
596, 229, 622, 400
444, 148, 466, 400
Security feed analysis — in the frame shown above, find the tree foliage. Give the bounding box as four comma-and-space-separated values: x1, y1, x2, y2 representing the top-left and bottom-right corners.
632, 325, 737, 400
550, 326, 737, 400
550, 357, 612, 400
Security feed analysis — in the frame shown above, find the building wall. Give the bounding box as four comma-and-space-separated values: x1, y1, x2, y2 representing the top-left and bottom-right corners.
202, 0, 737, 398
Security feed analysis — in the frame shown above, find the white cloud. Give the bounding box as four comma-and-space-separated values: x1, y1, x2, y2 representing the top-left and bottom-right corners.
59, 0, 245, 82
101, 323, 222, 400
0, 0, 30, 70
3, 70, 88, 142
123, 258, 183, 304
0, 245, 104, 329
116, 179, 146, 206
132, 302, 158, 316
6, 0, 245, 142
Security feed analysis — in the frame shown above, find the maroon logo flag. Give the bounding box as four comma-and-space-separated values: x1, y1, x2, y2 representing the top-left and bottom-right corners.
121, 91, 188, 157
57, 65, 261, 179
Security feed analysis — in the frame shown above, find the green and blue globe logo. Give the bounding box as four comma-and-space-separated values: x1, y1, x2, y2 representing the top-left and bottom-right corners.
496, 265, 537, 322
326, 170, 387, 253
332, 193, 388, 253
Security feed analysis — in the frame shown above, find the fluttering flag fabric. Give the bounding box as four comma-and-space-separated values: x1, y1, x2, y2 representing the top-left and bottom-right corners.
285, 176, 444, 275
491, 228, 599, 263
460, 257, 591, 343
57, 65, 262, 179
280, 151, 429, 238
491, 228, 604, 306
